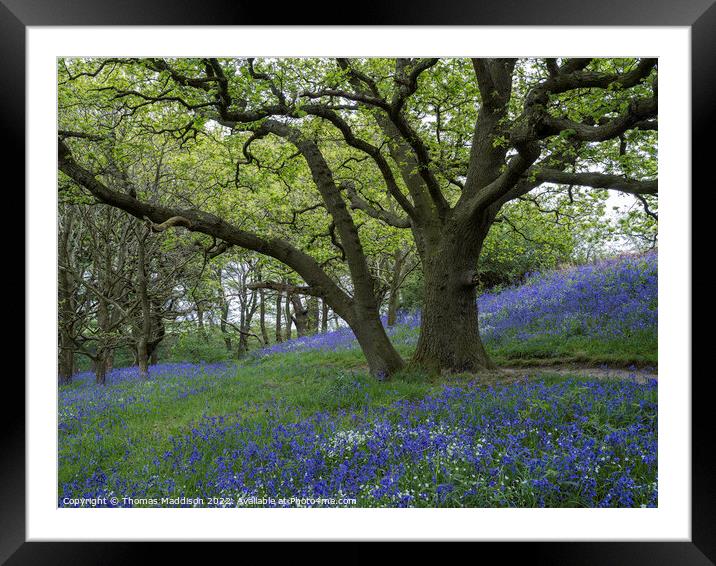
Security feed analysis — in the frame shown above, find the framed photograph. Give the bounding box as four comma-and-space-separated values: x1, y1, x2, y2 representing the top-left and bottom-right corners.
7, 0, 710, 562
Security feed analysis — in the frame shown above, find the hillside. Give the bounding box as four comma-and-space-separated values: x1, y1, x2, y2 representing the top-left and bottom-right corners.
59, 253, 658, 508
254, 251, 658, 366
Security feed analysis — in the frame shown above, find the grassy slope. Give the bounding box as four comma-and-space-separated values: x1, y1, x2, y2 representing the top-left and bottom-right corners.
58, 348, 653, 486
59, 349, 657, 507
483, 253, 658, 366
59, 350, 657, 507
488, 331, 657, 367
59, 254, 657, 506
385, 330, 657, 368
60, 351, 434, 486
254, 252, 657, 368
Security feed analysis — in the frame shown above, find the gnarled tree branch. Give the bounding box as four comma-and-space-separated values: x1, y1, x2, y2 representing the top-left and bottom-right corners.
533, 169, 658, 195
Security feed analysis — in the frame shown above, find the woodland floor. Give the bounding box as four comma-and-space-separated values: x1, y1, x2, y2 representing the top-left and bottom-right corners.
59, 354, 659, 508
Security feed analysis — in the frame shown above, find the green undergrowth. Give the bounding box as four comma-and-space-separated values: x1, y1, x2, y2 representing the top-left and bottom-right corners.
59, 347, 657, 508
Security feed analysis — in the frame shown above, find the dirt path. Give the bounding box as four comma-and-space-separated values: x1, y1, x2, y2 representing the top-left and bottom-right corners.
503, 364, 657, 384
355, 361, 658, 385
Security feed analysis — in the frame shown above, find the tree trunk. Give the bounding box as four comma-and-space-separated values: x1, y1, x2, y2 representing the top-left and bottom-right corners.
147, 339, 160, 365
411, 227, 495, 374
57, 276, 75, 384
284, 294, 292, 340
306, 296, 320, 333
58, 205, 77, 385
94, 350, 109, 385
348, 306, 405, 379
236, 302, 246, 358
275, 293, 283, 343
220, 298, 232, 352
386, 249, 406, 327
386, 293, 399, 327
321, 299, 328, 333
58, 346, 75, 385
259, 289, 269, 345
137, 339, 149, 380
147, 306, 165, 365
291, 295, 310, 337
95, 363, 107, 386
236, 335, 247, 357
95, 297, 113, 385
105, 350, 114, 373
135, 230, 151, 380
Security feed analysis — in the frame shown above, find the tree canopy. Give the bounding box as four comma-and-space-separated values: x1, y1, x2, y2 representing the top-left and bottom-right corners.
58, 57, 657, 378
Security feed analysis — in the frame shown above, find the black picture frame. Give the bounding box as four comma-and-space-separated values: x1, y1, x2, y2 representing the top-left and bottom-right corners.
5, 1, 710, 562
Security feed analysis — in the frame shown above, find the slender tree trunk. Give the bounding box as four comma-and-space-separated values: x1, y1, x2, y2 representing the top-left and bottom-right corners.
237, 331, 249, 357
321, 299, 329, 333
58, 205, 77, 385
238, 286, 259, 357
137, 339, 149, 379
386, 293, 399, 327
216, 267, 232, 353
259, 289, 269, 345
411, 224, 495, 373
220, 299, 232, 352
58, 346, 75, 385
95, 297, 112, 385
237, 299, 248, 358
386, 249, 406, 327
284, 294, 292, 340
94, 350, 108, 385
275, 293, 283, 343
57, 259, 75, 383
94, 345, 113, 385
291, 295, 310, 337
147, 306, 165, 365
58, 267, 75, 384
306, 296, 320, 333
135, 230, 151, 380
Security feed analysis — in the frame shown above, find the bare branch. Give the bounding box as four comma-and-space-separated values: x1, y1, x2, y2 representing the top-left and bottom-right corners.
533, 169, 657, 195
147, 216, 193, 232
343, 182, 411, 229
247, 281, 324, 297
